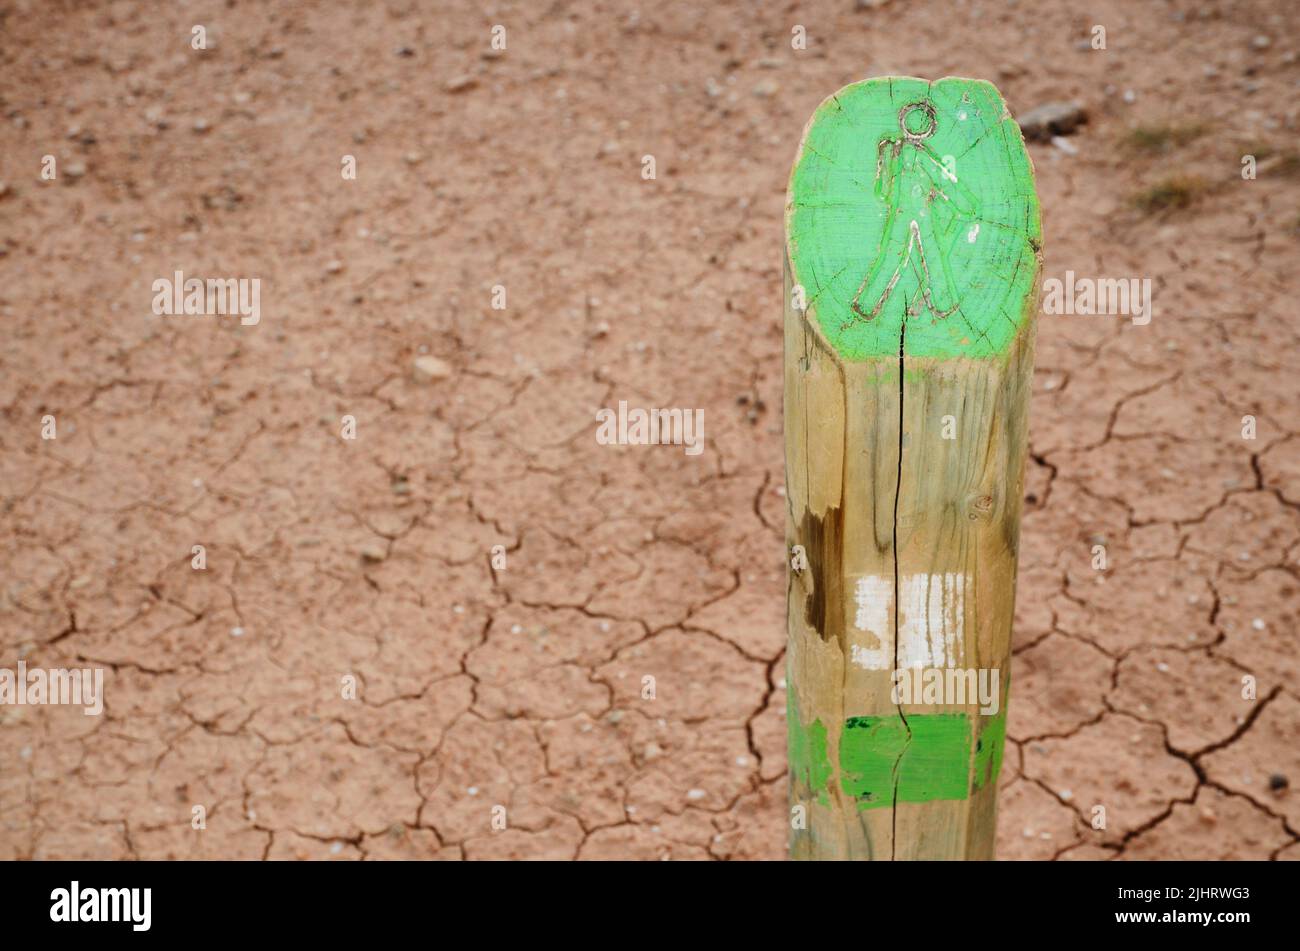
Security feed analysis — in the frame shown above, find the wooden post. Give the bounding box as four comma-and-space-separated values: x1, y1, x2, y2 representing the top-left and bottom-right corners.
784, 77, 1041, 860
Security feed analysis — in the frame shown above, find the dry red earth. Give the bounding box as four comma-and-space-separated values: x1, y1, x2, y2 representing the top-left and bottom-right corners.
1, 0, 1298, 860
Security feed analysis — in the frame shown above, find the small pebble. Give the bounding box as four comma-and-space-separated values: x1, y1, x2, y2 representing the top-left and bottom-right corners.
413, 355, 452, 382
1050, 135, 1078, 155
444, 75, 478, 93
1018, 101, 1087, 141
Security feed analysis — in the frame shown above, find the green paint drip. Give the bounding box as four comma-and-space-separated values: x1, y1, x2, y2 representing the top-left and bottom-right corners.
787, 77, 1041, 361
840, 713, 971, 810
787, 695, 833, 806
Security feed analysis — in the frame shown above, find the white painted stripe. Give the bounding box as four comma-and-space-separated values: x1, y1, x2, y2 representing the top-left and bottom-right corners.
851, 576, 893, 670
851, 572, 965, 670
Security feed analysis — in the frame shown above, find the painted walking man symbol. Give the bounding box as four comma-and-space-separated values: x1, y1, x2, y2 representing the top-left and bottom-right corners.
847, 100, 978, 326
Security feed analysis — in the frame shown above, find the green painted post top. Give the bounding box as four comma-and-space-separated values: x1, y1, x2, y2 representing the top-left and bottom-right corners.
786, 77, 1041, 361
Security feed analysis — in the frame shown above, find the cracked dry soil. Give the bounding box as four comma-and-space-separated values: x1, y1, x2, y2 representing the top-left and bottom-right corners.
2, 0, 1299, 860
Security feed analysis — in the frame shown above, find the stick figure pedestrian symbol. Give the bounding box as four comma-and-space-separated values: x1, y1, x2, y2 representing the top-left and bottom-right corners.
847, 100, 979, 327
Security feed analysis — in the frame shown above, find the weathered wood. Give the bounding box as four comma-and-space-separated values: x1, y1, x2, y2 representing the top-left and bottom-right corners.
785, 77, 1041, 860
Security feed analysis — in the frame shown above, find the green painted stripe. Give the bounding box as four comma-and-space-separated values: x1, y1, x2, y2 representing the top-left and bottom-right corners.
787, 76, 1041, 361
972, 706, 1007, 791
789, 703, 1009, 811
840, 713, 971, 810
787, 694, 834, 807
